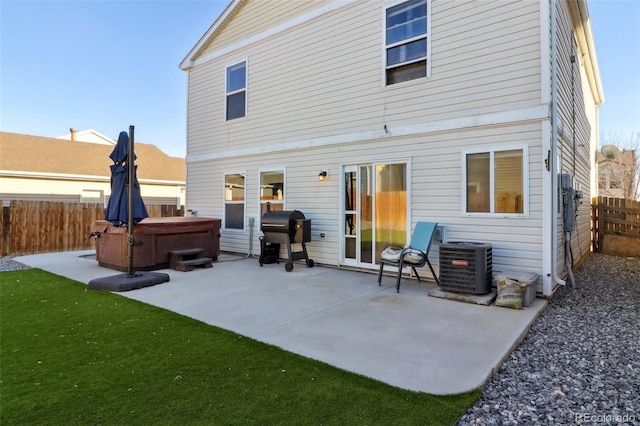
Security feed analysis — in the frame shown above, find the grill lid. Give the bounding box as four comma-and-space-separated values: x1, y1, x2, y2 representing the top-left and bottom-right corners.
261, 210, 305, 228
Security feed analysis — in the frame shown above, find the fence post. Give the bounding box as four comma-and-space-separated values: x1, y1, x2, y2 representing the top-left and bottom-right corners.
1, 204, 10, 256
591, 197, 598, 252
598, 196, 605, 252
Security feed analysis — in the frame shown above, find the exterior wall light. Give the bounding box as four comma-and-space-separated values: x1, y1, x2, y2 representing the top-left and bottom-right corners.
318, 171, 327, 182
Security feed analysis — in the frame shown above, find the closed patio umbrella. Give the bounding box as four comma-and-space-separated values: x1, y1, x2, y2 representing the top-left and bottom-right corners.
89, 126, 169, 291
104, 131, 148, 227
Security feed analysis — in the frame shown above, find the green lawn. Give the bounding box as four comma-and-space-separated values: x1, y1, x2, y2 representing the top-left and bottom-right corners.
1, 269, 480, 425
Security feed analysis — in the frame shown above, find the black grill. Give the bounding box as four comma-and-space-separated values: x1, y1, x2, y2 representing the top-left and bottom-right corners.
259, 210, 314, 272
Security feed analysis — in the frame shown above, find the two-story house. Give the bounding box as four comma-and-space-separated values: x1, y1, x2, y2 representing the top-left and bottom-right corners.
179, 0, 603, 297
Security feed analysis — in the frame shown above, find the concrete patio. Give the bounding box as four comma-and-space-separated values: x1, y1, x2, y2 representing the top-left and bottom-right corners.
14, 250, 547, 395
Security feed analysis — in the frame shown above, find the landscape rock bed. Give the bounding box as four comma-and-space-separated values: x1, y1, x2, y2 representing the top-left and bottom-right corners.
457, 253, 640, 425
0, 256, 32, 272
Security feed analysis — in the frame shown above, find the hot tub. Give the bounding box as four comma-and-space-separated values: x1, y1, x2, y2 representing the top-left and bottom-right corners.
93, 217, 221, 271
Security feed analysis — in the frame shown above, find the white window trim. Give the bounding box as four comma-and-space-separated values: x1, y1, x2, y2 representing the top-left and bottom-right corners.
224, 59, 248, 121
461, 144, 529, 218
381, 0, 432, 86
223, 170, 247, 231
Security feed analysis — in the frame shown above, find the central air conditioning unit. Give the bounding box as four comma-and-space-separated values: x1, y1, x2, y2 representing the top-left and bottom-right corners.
438, 241, 492, 294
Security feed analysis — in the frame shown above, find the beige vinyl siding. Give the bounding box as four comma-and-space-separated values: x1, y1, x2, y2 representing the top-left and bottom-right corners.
187, 122, 544, 274
196, 0, 334, 60
1, 177, 110, 201
0, 192, 81, 204
556, 0, 591, 165
186, 0, 542, 158
555, 0, 597, 268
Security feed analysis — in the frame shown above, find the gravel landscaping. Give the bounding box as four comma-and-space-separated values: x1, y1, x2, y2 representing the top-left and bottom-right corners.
0, 256, 32, 272
457, 253, 640, 425
3, 253, 638, 424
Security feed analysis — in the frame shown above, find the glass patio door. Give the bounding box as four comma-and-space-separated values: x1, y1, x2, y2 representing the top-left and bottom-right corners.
342, 163, 407, 267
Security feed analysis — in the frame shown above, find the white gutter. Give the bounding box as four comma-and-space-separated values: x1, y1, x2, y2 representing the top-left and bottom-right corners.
570, 0, 604, 105
550, 0, 567, 289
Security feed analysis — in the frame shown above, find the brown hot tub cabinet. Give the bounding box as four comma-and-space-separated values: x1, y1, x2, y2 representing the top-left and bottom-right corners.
93, 217, 221, 271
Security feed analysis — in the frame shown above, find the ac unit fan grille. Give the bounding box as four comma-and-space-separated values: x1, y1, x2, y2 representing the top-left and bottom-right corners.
439, 242, 492, 294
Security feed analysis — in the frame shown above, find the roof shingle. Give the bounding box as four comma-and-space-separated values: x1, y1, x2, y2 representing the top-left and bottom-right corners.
0, 131, 185, 182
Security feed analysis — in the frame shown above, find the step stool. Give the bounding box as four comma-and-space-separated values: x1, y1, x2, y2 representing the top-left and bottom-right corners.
169, 248, 213, 272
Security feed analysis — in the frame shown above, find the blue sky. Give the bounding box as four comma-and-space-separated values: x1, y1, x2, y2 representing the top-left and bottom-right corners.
1, 0, 639, 158
1, 0, 228, 158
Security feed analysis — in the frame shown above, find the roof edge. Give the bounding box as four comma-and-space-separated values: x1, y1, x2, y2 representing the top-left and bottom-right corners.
569, 0, 604, 105
56, 128, 116, 145
179, 0, 242, 70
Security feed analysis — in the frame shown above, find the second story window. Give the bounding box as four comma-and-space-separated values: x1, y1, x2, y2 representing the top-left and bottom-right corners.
385, 0, 428, 85
226, 61, 246, 120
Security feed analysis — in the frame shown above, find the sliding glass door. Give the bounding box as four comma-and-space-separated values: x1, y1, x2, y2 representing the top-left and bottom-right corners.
342, 162, 407, 267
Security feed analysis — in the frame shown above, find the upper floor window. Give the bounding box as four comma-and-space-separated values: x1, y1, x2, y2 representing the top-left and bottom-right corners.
385, 0, 428, 85
463, 147, 527, 215
598, 174, 607, 190
226, 61, 246, 120
609, 171, 622, 189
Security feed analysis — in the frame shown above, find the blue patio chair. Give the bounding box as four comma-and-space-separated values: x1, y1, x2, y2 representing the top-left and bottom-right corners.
377, 221, 440, 293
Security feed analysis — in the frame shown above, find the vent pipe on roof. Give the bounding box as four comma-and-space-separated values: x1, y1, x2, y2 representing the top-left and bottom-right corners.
70, 128, 78, 141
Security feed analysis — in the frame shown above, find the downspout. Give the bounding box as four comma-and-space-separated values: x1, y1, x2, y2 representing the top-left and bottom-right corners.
550, 0, 567, 287
566, 31, 577, 288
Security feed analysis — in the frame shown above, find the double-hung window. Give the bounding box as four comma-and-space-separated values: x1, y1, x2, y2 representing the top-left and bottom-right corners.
260, 170, 285, 216
224, 172, 245, 230
464, 147, 527, 215
226, 61, 246, 120
385, 0, 428, 85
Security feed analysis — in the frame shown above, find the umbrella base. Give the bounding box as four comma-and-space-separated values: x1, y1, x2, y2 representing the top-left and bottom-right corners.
88, 271, 170, 292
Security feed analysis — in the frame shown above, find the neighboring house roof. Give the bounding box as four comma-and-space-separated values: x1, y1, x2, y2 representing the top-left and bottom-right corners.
56, 129, 116, 146
596, 150, 636, 167
0, 131, 185, 183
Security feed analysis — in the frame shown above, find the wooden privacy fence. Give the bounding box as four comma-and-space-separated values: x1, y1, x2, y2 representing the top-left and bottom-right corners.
1, 201, 183, 256
592, 196, 640, 255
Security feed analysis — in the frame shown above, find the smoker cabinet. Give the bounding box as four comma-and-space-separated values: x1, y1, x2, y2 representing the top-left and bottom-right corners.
259, 237, 280, 264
